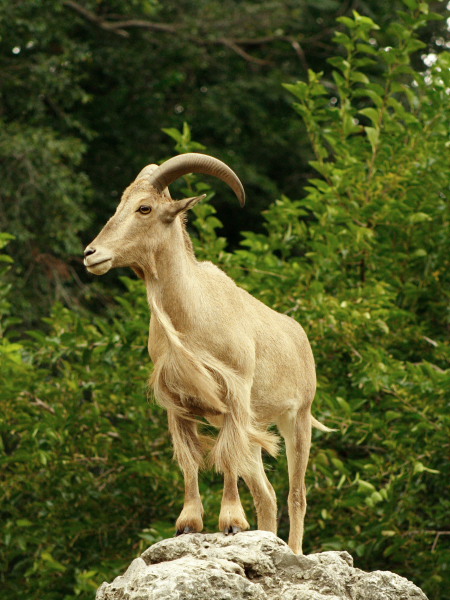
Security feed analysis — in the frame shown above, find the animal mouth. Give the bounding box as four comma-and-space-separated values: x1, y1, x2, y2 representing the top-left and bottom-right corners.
85, 257, 112, 274
84, 257, 110, 267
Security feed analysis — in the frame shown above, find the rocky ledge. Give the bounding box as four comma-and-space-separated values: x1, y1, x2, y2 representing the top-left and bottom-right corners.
96, 530, 428, 600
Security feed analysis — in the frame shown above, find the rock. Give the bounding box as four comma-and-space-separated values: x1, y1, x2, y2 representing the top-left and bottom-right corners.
96, 530, 428, 600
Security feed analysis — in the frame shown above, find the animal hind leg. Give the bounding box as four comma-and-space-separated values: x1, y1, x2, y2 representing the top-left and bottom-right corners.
243, 445, 277, 533
168, 410, 204, 534
278, 406, 312, 554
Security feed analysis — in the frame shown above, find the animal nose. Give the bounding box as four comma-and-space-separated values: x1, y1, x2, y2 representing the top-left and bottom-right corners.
84, 247, 96, 258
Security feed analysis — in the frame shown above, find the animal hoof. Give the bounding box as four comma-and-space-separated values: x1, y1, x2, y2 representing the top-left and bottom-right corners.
176, 526, 195, 536
223, 525, 241, 535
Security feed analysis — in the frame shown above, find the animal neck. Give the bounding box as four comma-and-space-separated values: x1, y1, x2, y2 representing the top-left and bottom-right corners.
144, 220, 200, 330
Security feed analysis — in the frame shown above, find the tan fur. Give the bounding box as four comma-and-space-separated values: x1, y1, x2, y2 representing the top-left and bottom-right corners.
84, 163, 331, 553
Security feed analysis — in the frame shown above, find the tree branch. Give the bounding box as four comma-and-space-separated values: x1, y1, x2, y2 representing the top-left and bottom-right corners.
63, 1, 177, 37
63, 1, 311, 67
63, 0, 130, 37
215, 38, 272, 66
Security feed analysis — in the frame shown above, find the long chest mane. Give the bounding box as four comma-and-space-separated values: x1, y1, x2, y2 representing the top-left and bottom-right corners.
147, 294, 243, 419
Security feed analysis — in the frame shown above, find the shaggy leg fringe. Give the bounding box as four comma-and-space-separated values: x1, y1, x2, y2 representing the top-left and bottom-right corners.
209, 413, 279, 477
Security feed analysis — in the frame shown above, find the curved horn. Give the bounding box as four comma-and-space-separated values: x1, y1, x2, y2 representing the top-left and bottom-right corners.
147, 153, 245, 207
134, 164, 159, 181
134, 164, 172, 200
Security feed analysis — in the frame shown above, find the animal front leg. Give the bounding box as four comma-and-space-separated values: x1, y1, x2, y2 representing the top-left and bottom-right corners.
219, 469, 250, 535
168, 411, 204, 535
175, 464, 204, 535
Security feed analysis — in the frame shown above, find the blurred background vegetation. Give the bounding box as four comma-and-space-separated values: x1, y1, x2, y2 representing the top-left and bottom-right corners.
1, 1, 449, 598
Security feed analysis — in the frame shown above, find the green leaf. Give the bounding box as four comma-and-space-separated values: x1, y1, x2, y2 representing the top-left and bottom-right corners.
332, 70, 347, 89
365, 126, 380, 152
349, 71, 370, 84
359, 107, 381, 126
356, 42, 379, 56
337, 16, 358, 29
353, 88, 384, 108
328, 57, 350, 74
406, 39, 427, 52
283, 81, 308, 101
333, 32, 352, 48
358, 479, 376, 493
16, 519, 33, 527
352, 11, 380, 30
414, 461, 440, 474
385, 411, 402, 422
161, 127, 182, 143
401, 0, 418, 8
343, 113, 360, 136
336, 397, 352, 414
370, 491, 384, 504
41, 551, 67, 573
0, 233, 15, 250
409, 212, 432, 223
412, 248, 427, 258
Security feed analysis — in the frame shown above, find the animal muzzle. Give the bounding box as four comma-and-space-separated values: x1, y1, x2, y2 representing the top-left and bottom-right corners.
83, 246, 113, 275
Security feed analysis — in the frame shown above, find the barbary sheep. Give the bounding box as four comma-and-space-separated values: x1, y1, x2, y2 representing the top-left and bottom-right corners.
84, 153, 331, 554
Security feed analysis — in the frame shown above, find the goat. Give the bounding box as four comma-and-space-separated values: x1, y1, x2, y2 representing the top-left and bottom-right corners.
84, 153, 331, 554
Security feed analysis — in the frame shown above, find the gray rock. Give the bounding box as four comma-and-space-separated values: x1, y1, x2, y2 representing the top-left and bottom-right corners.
96, 530, 428, 600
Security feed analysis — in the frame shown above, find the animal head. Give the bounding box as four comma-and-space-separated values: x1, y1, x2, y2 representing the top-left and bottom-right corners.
83, 153, 245, 276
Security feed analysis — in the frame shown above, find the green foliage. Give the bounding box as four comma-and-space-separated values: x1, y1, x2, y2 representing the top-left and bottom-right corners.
0, 120, 92, 320
1, 0, 447, 321
0, 233, 15, 334
1, 278, 179, 598
0, 0, 94, 320
273, 9, 448, 596
283, 8, 450, 336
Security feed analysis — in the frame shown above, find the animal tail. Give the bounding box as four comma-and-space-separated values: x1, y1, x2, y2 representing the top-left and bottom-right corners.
311, 415, 337, 433
249, 427, 280, 458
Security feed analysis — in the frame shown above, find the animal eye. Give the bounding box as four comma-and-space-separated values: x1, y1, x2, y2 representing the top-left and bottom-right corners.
138, 205, 152, 215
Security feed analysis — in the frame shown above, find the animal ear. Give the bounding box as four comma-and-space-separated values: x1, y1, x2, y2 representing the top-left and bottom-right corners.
160, 194, 206, 223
